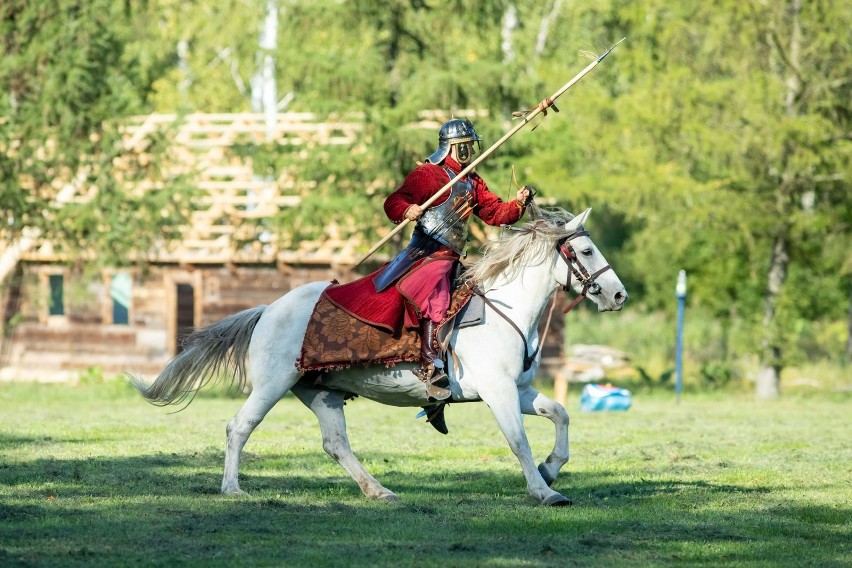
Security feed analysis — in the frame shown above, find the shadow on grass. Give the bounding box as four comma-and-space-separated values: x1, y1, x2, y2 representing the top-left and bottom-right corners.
1, 447, 849, 567
0, 434, 94, 450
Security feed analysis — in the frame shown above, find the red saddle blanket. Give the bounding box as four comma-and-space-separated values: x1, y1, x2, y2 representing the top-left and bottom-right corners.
298, 277, 475, 373
323, 266, 415, 334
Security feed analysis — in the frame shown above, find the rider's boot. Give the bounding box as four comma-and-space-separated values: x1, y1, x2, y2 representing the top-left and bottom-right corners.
415, 319, 451, 400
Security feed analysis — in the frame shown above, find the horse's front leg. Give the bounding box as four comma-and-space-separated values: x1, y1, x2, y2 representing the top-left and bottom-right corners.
519, 386, 569, 487
480, 381, 572, 506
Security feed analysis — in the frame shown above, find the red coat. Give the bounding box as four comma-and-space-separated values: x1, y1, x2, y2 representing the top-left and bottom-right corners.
384, 157, 526, 228
325, 158, 527, 333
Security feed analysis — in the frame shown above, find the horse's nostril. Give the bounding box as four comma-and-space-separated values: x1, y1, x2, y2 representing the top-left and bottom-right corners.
615, 290, 628, 304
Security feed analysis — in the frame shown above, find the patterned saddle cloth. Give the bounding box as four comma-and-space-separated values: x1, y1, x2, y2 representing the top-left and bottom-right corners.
297, 282, 478, 373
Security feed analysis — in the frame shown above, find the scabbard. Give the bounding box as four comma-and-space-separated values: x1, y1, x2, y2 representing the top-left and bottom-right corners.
372, 228, 441, 292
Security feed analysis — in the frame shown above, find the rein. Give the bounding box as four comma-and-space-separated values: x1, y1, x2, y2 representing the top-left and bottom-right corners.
472, 287, 559, 372
469, 228, 611, 372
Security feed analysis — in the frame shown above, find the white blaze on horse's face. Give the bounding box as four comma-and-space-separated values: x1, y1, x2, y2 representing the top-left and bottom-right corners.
556, 208, 628, 312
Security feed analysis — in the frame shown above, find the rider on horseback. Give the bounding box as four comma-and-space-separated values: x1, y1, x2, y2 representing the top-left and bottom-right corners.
376, 118, 532, 400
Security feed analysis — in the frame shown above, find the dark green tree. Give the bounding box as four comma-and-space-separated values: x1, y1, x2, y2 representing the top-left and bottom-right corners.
525, 1, 850, 396
0, 0, 190, 268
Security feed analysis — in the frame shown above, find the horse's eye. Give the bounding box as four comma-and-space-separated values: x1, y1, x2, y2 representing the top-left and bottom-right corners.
581, 249, 593, 257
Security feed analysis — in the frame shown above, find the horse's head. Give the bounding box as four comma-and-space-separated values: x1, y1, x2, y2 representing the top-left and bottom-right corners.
468, 207, 628, 312
554, 208, 628, 312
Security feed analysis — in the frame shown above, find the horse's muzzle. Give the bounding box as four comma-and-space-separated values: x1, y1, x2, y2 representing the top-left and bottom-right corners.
598, 288, 628, 312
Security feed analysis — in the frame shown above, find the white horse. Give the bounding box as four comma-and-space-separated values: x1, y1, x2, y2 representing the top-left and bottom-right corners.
131, 207, 627, 506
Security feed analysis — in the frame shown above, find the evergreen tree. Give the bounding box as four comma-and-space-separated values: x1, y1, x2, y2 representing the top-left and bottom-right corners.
0, 0, 190, 266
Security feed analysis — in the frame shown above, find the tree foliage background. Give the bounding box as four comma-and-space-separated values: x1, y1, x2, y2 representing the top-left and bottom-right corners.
0, 0, 193, 262
1, 0, 849, 393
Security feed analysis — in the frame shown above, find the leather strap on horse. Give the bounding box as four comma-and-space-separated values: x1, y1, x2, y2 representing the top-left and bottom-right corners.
557, 230, 612, 315
561, 263, 612, 314
443, 228, 612, 374
471, 286, 558, 373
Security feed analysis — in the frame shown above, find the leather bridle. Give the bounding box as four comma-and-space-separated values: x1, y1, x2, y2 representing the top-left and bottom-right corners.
556, 230, 612, 314
468, 229, 612, 372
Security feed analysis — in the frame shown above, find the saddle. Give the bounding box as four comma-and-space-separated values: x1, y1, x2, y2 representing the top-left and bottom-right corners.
297, 281, 479, 374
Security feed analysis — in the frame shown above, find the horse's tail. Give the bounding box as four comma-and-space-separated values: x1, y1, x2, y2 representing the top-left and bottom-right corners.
129, 305, 267, 407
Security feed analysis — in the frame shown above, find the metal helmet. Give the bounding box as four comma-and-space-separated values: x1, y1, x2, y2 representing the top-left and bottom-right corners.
426, 118, 481, 164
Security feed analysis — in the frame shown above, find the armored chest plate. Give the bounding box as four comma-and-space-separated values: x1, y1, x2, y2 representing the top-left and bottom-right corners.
417, 168, 475, 254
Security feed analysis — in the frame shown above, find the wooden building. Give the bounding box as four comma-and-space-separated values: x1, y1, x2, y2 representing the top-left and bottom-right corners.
0, 112, 565, 383
0, 113, 371, 381
0, 263, 356, 381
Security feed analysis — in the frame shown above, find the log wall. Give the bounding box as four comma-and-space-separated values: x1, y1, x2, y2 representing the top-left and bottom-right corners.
0, 263, 351, 382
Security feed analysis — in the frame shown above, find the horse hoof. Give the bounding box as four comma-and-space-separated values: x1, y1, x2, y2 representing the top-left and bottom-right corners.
543, 494, 572, 507
376, 491, 399, 503
537, 464, 556, 487
222, 487, 249, 497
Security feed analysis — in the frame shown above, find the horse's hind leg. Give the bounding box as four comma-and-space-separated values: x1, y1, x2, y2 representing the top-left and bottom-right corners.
290, 384, 398, 502
222, 378, 295, 495
519, 386, 569, 487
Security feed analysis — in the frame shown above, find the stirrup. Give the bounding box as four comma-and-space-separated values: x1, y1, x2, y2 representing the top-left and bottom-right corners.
430, 360, 449, 388
425, 382, 451, 401
415, 364, 451, 401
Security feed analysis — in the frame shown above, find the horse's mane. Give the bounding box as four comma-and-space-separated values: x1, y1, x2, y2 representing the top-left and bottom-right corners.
466, 204, 578, 288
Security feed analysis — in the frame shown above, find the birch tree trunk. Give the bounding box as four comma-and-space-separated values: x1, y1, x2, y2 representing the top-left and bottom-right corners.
757, 233, 789, 398
501, 3, 518, 64
251, 0, 278, 141
248, 0, 278, 222
756, 0, 802, 399
527, 0, 562, 74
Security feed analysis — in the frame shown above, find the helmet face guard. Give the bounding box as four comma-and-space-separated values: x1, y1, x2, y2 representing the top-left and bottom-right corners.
426, 118, 481, 164
454, 140, 476, 164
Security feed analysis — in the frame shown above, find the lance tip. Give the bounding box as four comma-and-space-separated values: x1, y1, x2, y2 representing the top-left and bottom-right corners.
597, 37, 627, 62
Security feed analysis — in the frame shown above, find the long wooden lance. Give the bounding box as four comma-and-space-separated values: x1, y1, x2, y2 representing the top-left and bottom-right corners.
356, 37, 627, 266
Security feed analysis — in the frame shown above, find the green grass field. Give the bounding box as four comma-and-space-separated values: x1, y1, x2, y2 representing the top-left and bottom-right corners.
1, 380, 849, 567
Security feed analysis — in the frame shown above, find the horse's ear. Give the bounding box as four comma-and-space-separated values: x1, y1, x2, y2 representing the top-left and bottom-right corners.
565, 208, 591, 233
